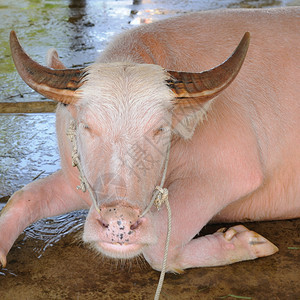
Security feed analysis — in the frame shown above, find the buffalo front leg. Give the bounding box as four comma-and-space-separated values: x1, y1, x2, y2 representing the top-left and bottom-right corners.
145, 215, 278, 273
143, 180, 278, 272
169, 225, 278, 272
0, 170, 88, 268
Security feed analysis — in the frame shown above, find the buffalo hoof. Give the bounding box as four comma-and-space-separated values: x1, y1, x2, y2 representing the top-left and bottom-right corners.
220, 225, 279, 260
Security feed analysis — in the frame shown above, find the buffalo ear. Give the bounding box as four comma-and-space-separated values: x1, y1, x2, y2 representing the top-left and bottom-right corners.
46, 48, 66, 69
167, 32, 250, 139
171, 97, 213, 139
45, 48, 79, 116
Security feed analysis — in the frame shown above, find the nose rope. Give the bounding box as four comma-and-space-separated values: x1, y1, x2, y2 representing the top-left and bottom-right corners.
140, 142, 172, 300
67, 119, 172, 300
67, 120, 100, 214
140, 140, 170, 218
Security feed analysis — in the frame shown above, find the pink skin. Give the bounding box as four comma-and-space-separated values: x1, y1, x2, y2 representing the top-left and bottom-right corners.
0, 99, 280, 271
1, 8, 299, 271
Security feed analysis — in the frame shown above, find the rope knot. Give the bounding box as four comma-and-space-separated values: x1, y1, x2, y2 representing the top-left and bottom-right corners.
154, 186, 168, 210
71, 150, 80, 167
77, 175, 87, 192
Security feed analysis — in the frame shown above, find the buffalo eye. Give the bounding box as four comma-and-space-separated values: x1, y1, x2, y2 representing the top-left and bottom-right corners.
153, 126, 170, 143
79, 122, 91, 133
153, 126, 164, 137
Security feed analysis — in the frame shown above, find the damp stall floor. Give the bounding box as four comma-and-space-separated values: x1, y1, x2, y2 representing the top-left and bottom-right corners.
0, 214, 299, 300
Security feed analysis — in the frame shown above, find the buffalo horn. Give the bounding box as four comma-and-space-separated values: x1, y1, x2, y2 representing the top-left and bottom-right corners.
10, 31, 85, 104
167, 32, 250, 101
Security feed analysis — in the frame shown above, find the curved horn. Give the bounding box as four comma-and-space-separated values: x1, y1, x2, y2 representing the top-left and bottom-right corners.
167, 32, 250, 100
10, 31, 85, 104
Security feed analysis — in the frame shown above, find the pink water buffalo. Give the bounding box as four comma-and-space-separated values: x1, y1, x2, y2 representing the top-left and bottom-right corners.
0, 8, 299, 272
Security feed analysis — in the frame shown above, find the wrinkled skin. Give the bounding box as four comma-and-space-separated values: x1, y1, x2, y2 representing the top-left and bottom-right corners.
1, 8, 299, 272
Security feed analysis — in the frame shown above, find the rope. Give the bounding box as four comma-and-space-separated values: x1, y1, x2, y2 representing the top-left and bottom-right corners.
67, 119, 172, 300
66, 120, 100, 213
140, 142, 171, 218
153, 189, 172, 300
139, 143, 172, 300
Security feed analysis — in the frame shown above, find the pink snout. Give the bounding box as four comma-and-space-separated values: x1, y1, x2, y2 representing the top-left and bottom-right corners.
84, 204, 151, 259
97, 205, 142, 245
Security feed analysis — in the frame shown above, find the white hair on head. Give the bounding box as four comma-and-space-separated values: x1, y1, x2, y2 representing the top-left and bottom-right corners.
78, 62, 174, 136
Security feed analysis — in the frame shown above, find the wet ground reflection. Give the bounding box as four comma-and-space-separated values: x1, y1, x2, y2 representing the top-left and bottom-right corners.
23, 210, 87, 257
0, 113, 59, 197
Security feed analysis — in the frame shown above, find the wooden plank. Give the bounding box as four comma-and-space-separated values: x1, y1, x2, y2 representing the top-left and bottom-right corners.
0, 101, 57, 113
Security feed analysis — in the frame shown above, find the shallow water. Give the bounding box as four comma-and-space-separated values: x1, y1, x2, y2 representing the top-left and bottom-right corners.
23, 209, 88, 257
0, 0, 299, 299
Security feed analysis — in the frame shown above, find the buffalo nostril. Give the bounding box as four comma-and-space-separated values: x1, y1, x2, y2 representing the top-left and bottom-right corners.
97, 219, 109, 228
130, 219, 142, 230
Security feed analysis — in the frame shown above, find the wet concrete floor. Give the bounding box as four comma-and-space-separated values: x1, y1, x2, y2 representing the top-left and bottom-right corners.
1, 0, 300, 299
0, 216, 299, 299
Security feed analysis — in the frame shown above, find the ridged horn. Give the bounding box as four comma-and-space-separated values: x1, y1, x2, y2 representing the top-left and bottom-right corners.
167, 32, 250, 100
10, 30, 85, 104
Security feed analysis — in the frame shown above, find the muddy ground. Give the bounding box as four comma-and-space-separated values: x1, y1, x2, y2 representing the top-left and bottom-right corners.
0, 217, 299, 299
